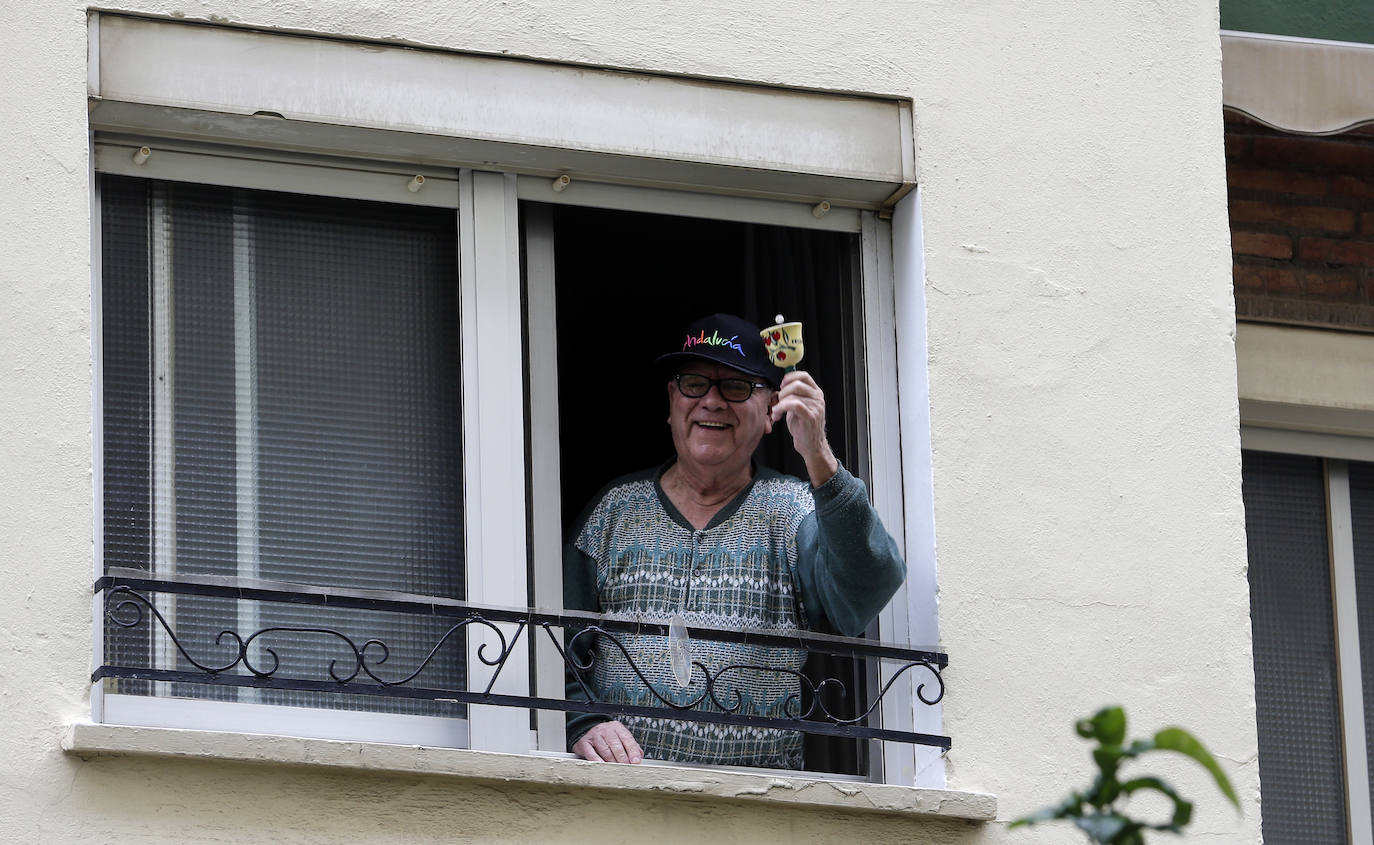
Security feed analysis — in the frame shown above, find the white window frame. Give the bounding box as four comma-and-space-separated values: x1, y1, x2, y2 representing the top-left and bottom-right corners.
87, 13, 942, 786
1240, 426, 1374, 842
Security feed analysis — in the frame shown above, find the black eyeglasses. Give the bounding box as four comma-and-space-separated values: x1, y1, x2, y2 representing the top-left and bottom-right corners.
673, 373, 770, 403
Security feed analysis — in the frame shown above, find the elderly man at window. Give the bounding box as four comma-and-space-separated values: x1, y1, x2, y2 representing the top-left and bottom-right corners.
563, 313, 906, 769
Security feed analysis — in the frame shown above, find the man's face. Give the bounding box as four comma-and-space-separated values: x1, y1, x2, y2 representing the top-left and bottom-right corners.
667, 362, 774, 475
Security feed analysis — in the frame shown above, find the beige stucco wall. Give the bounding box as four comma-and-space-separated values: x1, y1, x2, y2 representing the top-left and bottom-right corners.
0, 0, 1259, 842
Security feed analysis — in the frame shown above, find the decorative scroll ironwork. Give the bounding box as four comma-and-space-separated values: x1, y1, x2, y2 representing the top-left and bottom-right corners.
106, 586, 518, 691
556, 625, 945, 723
96, 573, 950, 749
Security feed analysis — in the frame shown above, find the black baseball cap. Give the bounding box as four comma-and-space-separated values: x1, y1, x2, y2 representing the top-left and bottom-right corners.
655, 313, 782, 389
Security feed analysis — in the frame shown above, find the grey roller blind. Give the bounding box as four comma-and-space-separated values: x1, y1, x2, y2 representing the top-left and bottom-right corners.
1242, 450, 1348, 843
101, 174, 465, 715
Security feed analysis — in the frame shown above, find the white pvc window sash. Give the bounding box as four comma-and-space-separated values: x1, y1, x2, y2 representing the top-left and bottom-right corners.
95, 150, 475, 746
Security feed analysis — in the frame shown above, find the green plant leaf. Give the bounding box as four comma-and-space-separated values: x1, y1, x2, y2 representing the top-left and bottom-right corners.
1010, 792, 1085, 827
1120, 775, 1193, 828
1072, 812, 1130, 843
1093, 746, 1125, 782
1078, 706, 1127, 745
1031, 708, 1239, 842
1008, 807, 1060, 828
1092, 767, 1122, 806
1153, 727, 1241, 808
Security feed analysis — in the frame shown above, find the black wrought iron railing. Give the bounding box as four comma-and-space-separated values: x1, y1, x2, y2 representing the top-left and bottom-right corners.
94, 570, 950, 749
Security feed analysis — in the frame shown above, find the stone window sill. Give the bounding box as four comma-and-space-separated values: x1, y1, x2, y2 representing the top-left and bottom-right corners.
63, 722, 996, 821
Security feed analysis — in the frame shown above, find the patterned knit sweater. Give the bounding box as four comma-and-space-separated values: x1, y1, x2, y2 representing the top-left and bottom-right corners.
563, 462, 905, 769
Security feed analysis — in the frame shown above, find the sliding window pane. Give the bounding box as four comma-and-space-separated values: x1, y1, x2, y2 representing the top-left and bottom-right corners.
101, 175, 464, 716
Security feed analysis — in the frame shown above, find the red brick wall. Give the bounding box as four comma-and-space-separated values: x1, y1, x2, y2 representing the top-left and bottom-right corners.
1226, 112, 1374, 331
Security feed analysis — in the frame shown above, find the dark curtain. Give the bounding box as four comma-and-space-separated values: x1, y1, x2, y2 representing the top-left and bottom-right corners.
744, 224, 867, 776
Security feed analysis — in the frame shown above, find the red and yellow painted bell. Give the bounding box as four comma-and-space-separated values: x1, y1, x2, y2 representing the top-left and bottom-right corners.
760, 315, 804, 371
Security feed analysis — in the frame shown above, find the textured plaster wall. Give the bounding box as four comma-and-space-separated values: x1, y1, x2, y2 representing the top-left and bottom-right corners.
0, 0, 1259, 842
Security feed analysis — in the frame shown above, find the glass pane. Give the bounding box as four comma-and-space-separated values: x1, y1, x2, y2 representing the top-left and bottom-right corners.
101, 174, 464, 717
100, 175, 155, 695
1242, 450, 1348, 843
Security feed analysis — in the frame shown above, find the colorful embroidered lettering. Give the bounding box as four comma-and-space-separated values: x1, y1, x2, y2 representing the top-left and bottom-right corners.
682, 330, 746, 356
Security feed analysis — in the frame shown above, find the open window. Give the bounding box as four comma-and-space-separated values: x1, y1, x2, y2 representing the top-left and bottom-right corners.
523, 200, 870, 774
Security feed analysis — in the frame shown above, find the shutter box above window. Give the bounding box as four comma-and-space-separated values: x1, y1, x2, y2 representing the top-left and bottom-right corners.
89, 14, 917, 208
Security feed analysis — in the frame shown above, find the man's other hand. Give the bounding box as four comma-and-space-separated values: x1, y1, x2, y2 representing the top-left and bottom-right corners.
572, 720, 644, 764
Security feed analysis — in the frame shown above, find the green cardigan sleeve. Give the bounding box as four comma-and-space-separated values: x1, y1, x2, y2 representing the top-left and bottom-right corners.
793, 464, 907, 637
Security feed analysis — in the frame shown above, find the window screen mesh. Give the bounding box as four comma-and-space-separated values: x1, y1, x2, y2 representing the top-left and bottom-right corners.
101, 174, 464, 715
1351, 460, 1374, 811
1242, 450, 1348, 843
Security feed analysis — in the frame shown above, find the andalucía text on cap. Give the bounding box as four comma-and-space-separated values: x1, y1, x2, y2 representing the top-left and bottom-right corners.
654, 313, 782, 389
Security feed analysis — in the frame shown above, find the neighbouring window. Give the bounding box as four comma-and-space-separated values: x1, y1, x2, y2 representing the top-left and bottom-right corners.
100, 174, 466, 718
1242, 449, 1374, 842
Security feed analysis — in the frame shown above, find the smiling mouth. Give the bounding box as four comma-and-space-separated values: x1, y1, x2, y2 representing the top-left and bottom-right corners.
694, 421, 731, 430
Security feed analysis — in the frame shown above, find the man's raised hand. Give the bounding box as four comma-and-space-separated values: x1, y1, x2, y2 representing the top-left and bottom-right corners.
769, 371, 838, 487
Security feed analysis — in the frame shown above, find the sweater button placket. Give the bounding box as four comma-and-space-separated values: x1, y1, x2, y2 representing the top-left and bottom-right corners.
689, 531, 706, 610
